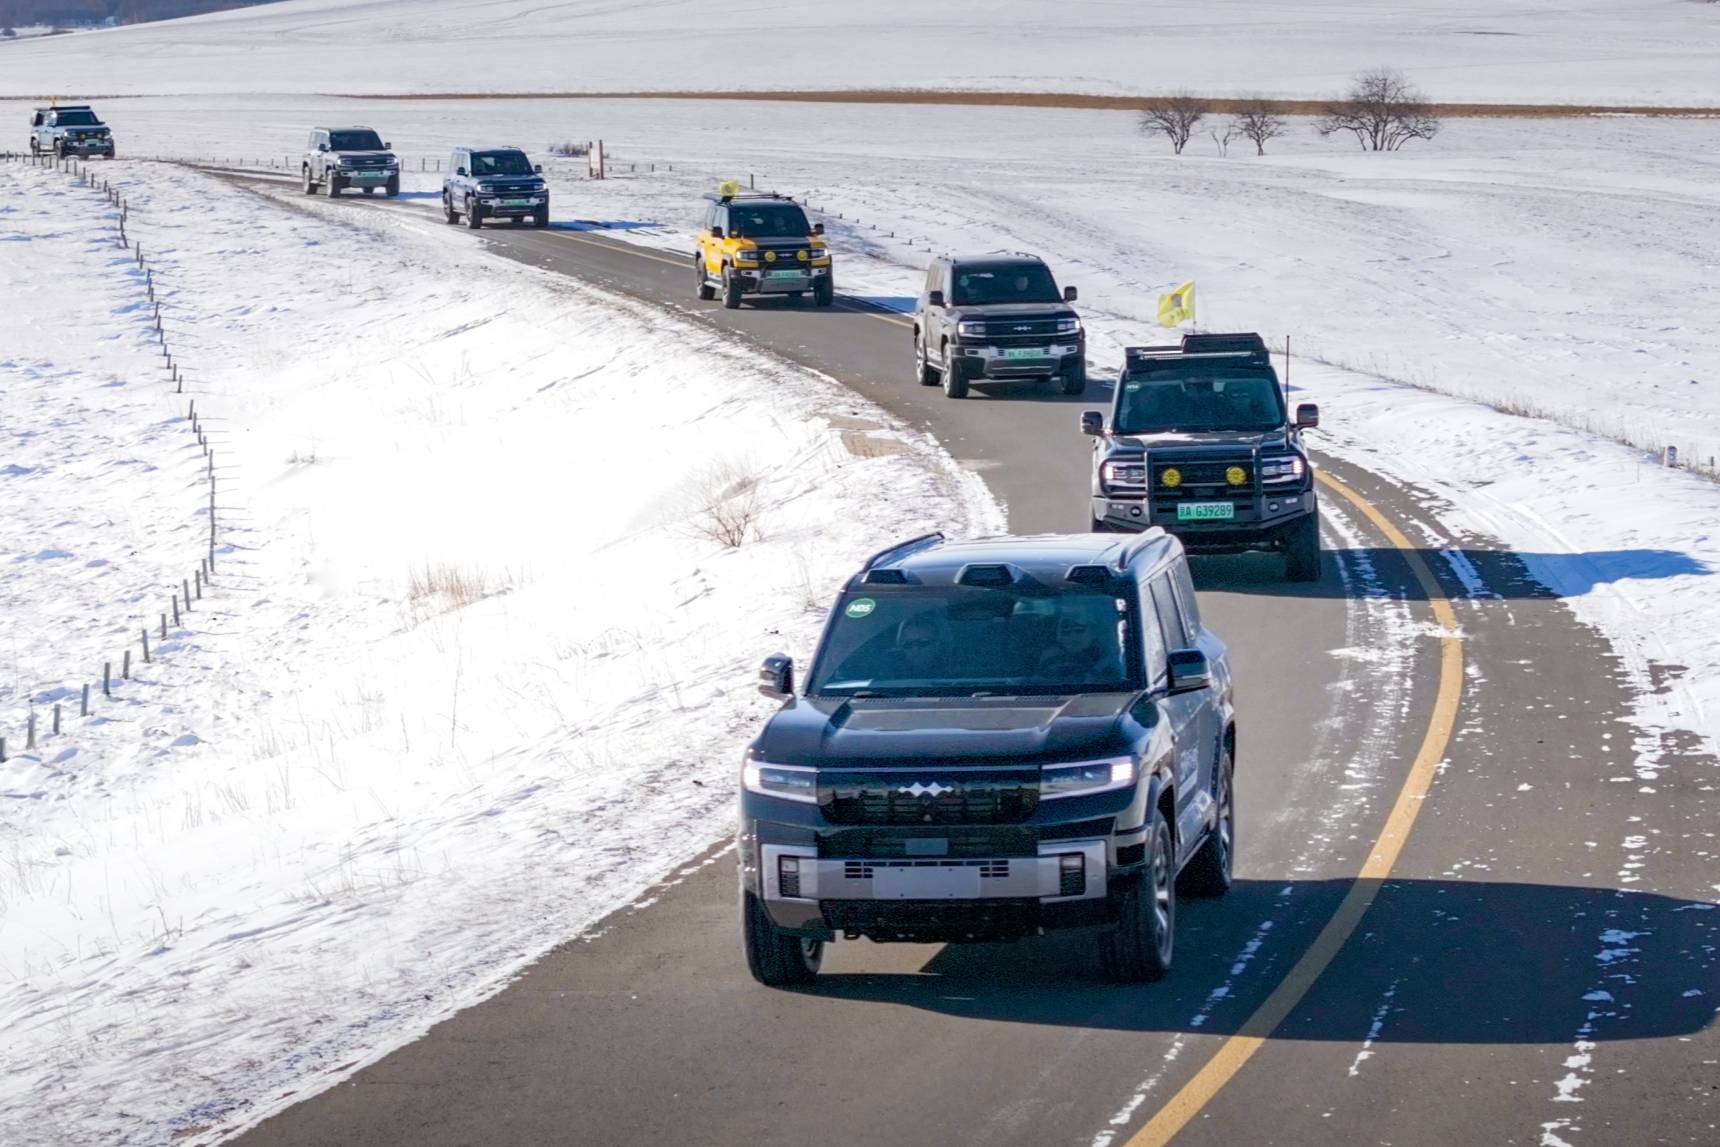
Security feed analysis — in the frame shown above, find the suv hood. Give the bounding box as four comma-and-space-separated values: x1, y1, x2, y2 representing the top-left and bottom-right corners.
1108, 428, 1294, 455
757, 693, 1136, 766
949, 301, 1076, 320
333, 150, 395, 163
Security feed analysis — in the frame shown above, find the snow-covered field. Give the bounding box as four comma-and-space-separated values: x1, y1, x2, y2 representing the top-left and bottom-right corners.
0, 158, 997, 1145
2, 0, 1719, 104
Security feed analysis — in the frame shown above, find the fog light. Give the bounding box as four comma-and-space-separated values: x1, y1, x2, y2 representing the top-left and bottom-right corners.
1059, 854, 1086, 897
1130, 506, 1143, 518
779, 855, 802, 898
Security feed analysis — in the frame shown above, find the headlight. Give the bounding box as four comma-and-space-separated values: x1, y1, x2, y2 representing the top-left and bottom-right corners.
956, 320, 988, 339
1100, 460, 1147, 490
1041, 758, 1135, 799
734, 249, 759, 264
385, 157, 399, 167
810, 247, 831, 262
742, 758, 818, 803
1055, 317, 1082, 336
1260, 454, 1308, 484
477, 181, 498, 192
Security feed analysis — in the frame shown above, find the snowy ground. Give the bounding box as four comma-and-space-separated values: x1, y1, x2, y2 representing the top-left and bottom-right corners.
0, 158, 998, 1145
2, 0, 1719, 104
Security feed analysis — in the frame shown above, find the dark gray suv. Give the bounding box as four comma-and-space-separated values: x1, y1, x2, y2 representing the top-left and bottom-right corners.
442, 147, 549, 230
739, 530, 1236, 987
913, 254, 1086, 399
301, 127, 399, 198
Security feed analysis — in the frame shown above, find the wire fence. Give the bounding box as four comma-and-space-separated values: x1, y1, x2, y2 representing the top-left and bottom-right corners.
0, 151, 223, 765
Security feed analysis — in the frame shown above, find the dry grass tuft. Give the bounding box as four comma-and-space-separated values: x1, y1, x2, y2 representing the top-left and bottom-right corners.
688, 460, 766, 548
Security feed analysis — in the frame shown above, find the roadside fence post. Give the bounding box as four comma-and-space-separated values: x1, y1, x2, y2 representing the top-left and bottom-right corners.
53, 704, 61, 735
81, 683, 90, 715
103, 662, 111, 697
142, 627, 151, 663
123, 648, 131, 680
25, 712, 35, 751
172, 594, 180, 627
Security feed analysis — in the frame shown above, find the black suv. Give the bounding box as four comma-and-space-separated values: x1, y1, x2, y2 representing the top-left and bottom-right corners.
302, 127, 399, 198
442, 147, 549, 229
739, 530, 1235, 987
1083, 333, 1323, 582
913, 254, 1086, 399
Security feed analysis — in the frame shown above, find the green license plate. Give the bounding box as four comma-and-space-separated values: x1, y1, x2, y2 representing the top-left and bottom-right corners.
1003, 348, 1043, 360
768, 269, 803, 279
1177, 502, 1235, 522
501, 198, 531, 207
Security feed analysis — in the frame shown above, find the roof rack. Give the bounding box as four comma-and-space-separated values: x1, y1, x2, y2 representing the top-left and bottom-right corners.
860, 531, 945, 572
1181, 332, 1268, 355
703, 187, 796, 204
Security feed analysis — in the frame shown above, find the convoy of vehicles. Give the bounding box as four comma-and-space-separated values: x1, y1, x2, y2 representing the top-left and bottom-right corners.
739, 530, 1235, 985
29, 105, 114, 158
38, 114, 1315, 980
442, 146, 550, 229
913, 253, 1086, 398
1083, 332, 1323, 582
695, 189, 834, 308
302, 127, 400, 198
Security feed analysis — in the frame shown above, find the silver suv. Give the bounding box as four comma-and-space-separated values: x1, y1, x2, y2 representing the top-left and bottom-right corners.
301, 127, 399, 199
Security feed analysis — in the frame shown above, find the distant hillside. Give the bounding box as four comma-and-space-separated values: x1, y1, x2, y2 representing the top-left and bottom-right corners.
0, 0, 280, 29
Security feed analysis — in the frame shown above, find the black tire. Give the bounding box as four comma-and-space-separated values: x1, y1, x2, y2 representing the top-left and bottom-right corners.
385, 175, 400, 199
695, 256, 716, 301
1285, 514, 1322, 582
722, 267, 743, 310
1180, 748, 1234, 898
29, 138, 39, 156
1060, 360, 1087, 396
302, 165, 316, 196
915, 334, 940, 386
533, 210, 549, 228
464, 197, 483, 230
813, 277, 834, 307
324, 170, 341, 198
942, 343, 969, 399
442, 195, 459, 225
1101, 808, 1175, 982
742, 892, 822, 988
509, 215, 523, 225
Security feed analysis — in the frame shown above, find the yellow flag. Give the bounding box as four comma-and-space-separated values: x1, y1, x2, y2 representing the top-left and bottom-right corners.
716, 179, 740, 198
1158, 281, 1195, 328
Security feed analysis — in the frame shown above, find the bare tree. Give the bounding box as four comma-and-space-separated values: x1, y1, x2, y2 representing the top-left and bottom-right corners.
1139, 93, 1209, 156
1231, 98, 1288, 156
1208, 123, 1239, 157
1318, 68, 1441, 152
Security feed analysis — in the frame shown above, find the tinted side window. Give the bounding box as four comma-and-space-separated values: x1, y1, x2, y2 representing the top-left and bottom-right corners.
1169, 559, 1201, 638
1139, 586, 1167, 685
1148, 577, 1185, 653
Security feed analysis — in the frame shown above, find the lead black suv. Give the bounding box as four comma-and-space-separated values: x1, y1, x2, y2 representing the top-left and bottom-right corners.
739, 530, 1236, 987
913, 254, 1086, 399
442, 147, 549, 229
1083, 333, 1323, 582
302, 127, 399, 198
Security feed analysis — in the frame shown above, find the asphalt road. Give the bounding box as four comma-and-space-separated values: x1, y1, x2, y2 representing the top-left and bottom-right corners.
222, 181, 1719, 1147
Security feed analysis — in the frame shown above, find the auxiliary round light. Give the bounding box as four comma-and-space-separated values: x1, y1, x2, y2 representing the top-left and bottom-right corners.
763, 250, 777, 263
797, 249, 809, 262
1226, 466, 1247, 486
1161, 468, 1182, 488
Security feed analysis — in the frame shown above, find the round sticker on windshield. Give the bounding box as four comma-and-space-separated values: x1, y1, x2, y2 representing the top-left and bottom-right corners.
845, 598, 876, 619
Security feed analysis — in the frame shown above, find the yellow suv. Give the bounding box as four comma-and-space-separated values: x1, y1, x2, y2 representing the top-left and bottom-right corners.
695, 188, 833, 309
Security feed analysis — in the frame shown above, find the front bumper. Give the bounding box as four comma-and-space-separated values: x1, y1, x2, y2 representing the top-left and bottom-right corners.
953, 340, 1083, 380
475, 194, 548, 217
732, 263, 831, 294
337, 167, 398, 185
1091, 488, 1317, 550
61, 139, 113, 155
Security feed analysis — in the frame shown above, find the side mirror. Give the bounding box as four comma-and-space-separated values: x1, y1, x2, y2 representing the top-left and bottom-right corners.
317, 143, 328, 152
384, 141, 393, 149
1166, 648, 1211, 694
1079, 410, 1104, 436
1295, 402, 1320, 430
534, 163, 543, 173
758, 653, 794, 700
927, 289, 945, 308
455, 167, 467, 177
1064, 285, 1079, 303
710, 225, 725, 239
812, 222, 825, 235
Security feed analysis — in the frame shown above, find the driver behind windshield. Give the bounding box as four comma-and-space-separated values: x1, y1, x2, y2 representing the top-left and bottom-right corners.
472, 151, 534, 177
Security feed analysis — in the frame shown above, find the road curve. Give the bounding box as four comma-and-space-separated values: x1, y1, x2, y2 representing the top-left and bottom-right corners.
218, 179, 1719, 1147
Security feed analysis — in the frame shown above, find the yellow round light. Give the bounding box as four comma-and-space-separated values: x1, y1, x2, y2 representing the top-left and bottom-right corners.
1226, 466, 1247, 486
796, 249, 809, 262
764, 250, 777, 263
1161, 468, 1182, 488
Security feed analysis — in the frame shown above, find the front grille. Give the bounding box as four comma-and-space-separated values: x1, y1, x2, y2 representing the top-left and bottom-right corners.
842, 859, 1012, 880
821, 827, 1038, 858
757, 246, 811, 265
821, 770, 1040, 826
983, 318, 1061, 339
1154, 456, 1255, 499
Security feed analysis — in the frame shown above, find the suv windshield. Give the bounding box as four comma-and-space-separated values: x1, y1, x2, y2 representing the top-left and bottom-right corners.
1116, 369, 1286, 434
951, 263, 1060, 305
808, 585, 1139, 698
329, 130, 385, 150
727, 202, 810, 239
471, 150, 534, 177
55, 111, 100, 127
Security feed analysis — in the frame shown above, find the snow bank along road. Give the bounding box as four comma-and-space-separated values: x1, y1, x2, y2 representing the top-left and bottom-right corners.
204, 175, 1720, 1147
